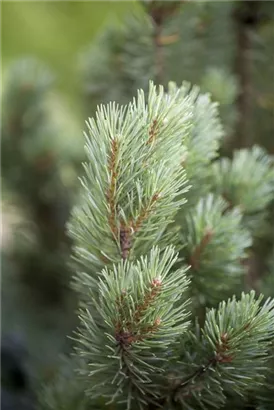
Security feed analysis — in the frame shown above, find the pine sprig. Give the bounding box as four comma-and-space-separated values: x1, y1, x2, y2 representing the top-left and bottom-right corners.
69, 82, 191, 282
169, 291, 274, 409
75, 246, 190, 408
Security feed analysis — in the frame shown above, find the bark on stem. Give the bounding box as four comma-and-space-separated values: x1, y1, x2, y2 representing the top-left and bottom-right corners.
154, 21, 164, 85
233, 1, 261, 148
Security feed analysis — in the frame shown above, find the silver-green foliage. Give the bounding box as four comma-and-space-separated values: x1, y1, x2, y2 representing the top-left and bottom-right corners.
76, 247, 190, 407
211, 146, 274, 233
168, 82, 224, 204
65, 82, 274, 410
180, 194, 252, 305
69, 82, 191, 281
170, 292, 274, 409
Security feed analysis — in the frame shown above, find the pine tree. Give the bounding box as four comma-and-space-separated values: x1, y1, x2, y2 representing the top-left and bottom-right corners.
38, 81, 274, 409
2, 1, 273, 409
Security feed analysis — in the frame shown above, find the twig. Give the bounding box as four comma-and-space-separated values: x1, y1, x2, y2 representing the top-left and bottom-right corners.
189, 229, 213, 270
107, 138, 119, 237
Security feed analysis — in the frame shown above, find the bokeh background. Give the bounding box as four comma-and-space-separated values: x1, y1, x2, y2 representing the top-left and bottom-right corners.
1, 1, 274, 409
2, 1, 137, 109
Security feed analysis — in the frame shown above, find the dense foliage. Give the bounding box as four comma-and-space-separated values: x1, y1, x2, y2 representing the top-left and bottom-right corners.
1, 1, 274, 410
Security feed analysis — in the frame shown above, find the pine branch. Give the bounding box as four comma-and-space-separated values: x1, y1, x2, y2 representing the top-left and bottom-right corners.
168, 291, 274, 408
66, 80, 274, 410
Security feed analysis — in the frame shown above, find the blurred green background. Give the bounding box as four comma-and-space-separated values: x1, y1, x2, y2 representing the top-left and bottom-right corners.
2, 0, 138, 111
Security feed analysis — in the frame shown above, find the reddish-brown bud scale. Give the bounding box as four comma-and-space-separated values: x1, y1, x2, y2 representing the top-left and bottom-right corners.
151, 277, 162, 287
